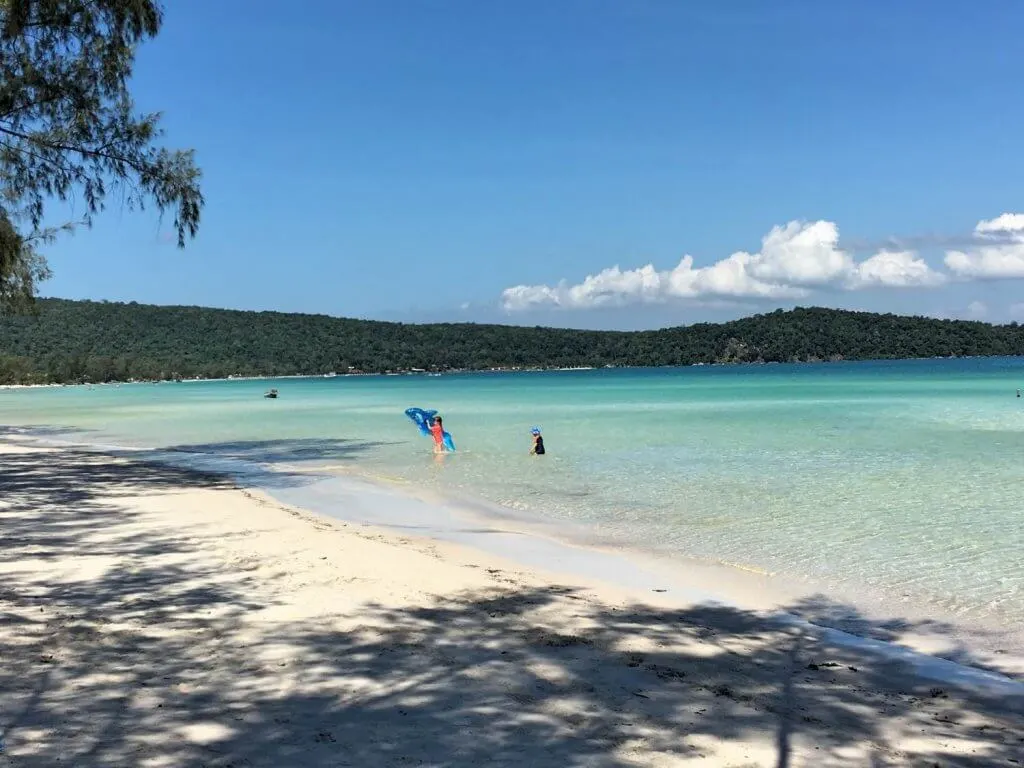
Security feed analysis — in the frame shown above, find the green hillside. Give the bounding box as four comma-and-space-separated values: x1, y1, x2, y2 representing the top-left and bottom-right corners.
1, 299, 1022, 384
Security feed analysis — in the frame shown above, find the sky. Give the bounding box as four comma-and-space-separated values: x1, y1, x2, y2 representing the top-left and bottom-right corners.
36, 0, 1024, 330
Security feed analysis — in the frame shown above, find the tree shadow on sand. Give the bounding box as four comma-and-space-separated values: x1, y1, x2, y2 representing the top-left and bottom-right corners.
147, 437, 403, 488
0, 435, 396, 499
1, 447, 1022, 767
0, 445, 235, 508
159, 438, 402, 466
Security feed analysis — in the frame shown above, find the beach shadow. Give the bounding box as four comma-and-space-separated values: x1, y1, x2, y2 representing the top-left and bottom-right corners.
0, 448, 272, 765
0, 447, 234, 518
159, 437, 402, 466
1, 448, 1022, 766
0, 424, 94, 440
179, 590, 1021, 768
0, 436, 394, 499
144, 437, 402, 490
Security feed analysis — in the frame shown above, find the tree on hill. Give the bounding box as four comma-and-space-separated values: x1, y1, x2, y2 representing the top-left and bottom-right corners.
2, 300, 1024, 385
0, 0, 202, 312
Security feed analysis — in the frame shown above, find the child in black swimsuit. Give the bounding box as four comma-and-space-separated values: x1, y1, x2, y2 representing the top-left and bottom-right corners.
530, 427, 546, 455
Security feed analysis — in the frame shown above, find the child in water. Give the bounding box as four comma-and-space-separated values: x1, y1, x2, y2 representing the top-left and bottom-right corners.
430, 415, 447, 453
530, 426, 546, 455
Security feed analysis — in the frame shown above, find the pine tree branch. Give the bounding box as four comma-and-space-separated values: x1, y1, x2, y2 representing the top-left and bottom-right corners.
0, 123, 150, 175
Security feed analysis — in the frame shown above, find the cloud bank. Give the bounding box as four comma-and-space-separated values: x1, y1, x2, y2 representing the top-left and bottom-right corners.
944, 213, 1024, 279
501, 214, 1021, 312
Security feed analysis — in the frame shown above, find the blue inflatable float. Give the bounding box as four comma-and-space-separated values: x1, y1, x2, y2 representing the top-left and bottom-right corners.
405, 407, 456, 451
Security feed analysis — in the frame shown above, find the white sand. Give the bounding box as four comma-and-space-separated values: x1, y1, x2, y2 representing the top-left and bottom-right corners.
0, 441, 1021, 767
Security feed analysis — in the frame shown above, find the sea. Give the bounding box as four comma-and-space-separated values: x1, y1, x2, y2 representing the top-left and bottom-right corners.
3, 358, 1023, 651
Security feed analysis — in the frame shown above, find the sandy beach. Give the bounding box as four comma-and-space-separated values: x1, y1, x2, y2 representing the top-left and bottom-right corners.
1, 440, 1022, 767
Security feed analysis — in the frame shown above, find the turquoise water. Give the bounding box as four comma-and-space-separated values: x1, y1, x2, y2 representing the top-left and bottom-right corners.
3, 358, 1024, 633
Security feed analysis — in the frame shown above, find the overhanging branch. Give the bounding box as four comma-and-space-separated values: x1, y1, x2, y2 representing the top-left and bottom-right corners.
0, 123, 150, 175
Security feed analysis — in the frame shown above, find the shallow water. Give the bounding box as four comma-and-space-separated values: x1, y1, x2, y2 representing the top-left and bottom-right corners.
3, 358, 1023, 637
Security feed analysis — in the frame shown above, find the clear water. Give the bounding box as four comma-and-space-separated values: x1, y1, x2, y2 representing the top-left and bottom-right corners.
3, 358, 1024, 634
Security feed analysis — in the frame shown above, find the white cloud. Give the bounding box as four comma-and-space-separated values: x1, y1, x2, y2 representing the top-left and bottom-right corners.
944, 213, 1024, 279
501, 219, 946, 312
746, 221, 853, 286
974, 213, 1024, 234
1009, 303, 1024, 321
848, 250, 945, 289
667, 252, 808, 300
967, 300, 988, 319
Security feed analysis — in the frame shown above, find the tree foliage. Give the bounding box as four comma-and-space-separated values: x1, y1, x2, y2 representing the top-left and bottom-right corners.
1, 299, 1023, 384
0, 209, 51, 312
0, 0, 202, 309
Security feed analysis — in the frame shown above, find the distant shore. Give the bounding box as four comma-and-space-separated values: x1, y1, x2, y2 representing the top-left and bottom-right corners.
0, 366, 605, 388
3, 353, 1022, 389
1, 437, 1022, 765
4, 298, 1024, 387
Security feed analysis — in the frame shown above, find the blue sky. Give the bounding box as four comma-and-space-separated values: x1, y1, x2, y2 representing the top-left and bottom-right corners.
38, 1, 1024, 329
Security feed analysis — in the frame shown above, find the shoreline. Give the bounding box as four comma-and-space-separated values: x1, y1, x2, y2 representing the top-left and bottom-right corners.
2, 352, 1022, 389
8, 428, 1024, 686
260, 462, 1024, 686
2, 438, 1022, 765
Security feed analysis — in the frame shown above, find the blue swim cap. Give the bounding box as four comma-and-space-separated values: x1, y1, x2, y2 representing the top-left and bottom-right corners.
530, 426, 541, 435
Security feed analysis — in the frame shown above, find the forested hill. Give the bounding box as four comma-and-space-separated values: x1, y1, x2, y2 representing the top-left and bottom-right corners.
1, 298, 1023, 384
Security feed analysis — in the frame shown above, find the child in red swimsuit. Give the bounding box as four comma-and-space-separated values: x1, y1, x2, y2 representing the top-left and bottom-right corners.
430, 416, 447, 452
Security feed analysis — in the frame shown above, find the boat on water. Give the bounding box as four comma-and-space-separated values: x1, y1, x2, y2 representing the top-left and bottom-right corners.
264, 388, 279, 399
